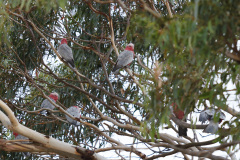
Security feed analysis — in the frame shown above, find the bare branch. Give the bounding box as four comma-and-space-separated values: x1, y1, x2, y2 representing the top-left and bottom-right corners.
0, 100, 106, 160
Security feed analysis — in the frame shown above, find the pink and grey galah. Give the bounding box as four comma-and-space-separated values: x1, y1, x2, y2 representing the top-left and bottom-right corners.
40, 92, 59, 115
13, 132, 28, 140
13, 132, 31, 157
199, 108, 225, 134
58, 38, 75, 68
171, 103, 188, 136
65, 106, 81, 125
112, 43, 135, 74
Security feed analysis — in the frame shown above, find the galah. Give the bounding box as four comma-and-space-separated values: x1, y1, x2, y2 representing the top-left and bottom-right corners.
199, 109, 226, 134
112, 43, 135, 74
171, 103, 187, 136
65, 106, 81, 125
58, 38, 75, 68
13, 132, 28, 141
199, 108, 215, 124
13, 132, 31, 157
40, 92, 59, 115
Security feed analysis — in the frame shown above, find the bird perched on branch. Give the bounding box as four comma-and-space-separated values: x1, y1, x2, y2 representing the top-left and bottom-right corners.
40, 92, 59, 115
112, 43, 135, 74
58, 38, 75, 68
65, 106, 81, 125
171, 103, 187, 136
13, 132, 28, 141
199, 108, 225, 134
13, 132, 31, 157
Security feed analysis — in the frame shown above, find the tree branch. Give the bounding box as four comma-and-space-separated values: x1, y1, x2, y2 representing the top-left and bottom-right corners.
0, 100, 106, 160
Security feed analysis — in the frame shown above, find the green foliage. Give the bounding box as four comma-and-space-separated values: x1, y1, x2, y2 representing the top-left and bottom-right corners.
129, 0, 240, 139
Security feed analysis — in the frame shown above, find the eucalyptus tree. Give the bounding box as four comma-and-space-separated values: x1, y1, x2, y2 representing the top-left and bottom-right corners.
0, 0, 240, 159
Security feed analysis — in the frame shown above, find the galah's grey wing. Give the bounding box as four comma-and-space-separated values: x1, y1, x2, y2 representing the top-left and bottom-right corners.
112, 50, 134, 73
15, 134, 28, 140
67, 107, 80, 117
66, 107, 80, 125
66, 114, 76, 125
199, 111, 208, 124
117, 50, 134, 67
205, 108, 216, 116
58, 44, 75, 68
58, 44, 73, 61
203, 121, 218, 134
40, 98, 55, 115
41, 98, 55, 110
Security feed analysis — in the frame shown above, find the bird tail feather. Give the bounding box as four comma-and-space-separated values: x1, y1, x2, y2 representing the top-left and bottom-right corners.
178, 118, 187, 136
40, 110, 47, 116
112, 68, 120, 74
112, 65, 119, 72
68, 60, 75, 69
203, 121, 218, 134
178, 126, 187, 136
